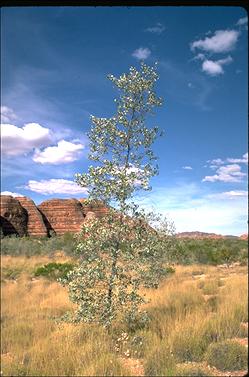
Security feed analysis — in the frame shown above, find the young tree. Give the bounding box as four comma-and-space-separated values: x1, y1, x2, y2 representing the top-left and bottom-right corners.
60, 62, 175, 329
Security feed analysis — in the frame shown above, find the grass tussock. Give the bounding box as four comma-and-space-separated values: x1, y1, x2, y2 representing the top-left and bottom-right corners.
205, 340, 248, 371
1, 256, 248, 376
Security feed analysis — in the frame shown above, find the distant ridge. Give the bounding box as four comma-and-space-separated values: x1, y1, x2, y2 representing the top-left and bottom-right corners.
175, 231, 245, 239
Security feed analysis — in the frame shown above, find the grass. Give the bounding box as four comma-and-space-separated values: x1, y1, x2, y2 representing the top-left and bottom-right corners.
205, 340, 248, 371
1, 256, 248, 376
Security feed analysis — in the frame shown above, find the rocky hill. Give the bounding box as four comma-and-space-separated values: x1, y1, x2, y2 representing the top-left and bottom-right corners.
176, 231, 243, 239
0, 195, 108, 237
1, 195, 247, 240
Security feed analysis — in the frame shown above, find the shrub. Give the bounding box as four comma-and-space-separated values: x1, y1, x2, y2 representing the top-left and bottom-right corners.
1, 266, 23, 280
165, 265, 175, 274
175, 363, 213, 376
205, 340, 248, 371
0, 233, 76, 256
170, 239, 248, 265
171, 328, 209, 362
144, 343, 176, 376
34, 262, 75, 280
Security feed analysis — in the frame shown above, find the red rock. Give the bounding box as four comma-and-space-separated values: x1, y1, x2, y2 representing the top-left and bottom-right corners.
240, 234, 248, 240
16, 196, 48, 237
79, 198, 109, 218
0, 195, 28, 236
38, 198, 85, 235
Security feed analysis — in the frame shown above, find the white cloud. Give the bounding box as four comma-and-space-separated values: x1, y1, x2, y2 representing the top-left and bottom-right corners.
237, 16, 248, 26
132, 47, 151, 60
202, 164, 246, 183
227, 152, 248, 164
202, 56, 233, 76
202, 60, 224, 76
191, 30, 239, 53
33, 139, 85, 165
1, 123, 52, 156
25, 179, 88, 195
182, 166, 193, 170
192, 53, 206, 61
1, 106, 18, 123
207, 153, 248, 167
145, 23, 165, 34
135, 184, 248, 235
208, 158, 224, 166
1, 191, 24, 197
207, 190, 248, 199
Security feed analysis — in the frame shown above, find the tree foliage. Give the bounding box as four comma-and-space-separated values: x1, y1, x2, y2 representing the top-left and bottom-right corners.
60, 62, 175, 329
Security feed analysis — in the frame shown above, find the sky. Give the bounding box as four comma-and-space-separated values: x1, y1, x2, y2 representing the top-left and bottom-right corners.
1, 6, 248, 235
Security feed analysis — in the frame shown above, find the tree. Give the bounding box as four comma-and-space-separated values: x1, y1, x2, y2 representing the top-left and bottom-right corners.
60, 62, 175, 329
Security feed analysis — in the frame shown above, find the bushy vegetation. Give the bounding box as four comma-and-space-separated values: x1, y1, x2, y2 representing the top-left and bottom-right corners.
1, 234, 247, 267
0, 232, 76, 257
205, 340, 248, 371
171, 238, 248, 265
34, 262, 76, 280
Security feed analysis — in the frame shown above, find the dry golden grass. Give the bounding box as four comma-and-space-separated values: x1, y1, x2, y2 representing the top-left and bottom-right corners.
1, 256, 248, 376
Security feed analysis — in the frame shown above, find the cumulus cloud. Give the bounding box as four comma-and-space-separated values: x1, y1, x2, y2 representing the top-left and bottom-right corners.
202, 164, 246, 183
182, 166, 193, 170
145, 22, 165, 34
25, 179, 88, 195
1, 191, 24, 197
208, 158, 224, 166
33, 140, 84, 165
1, 123, 52, 156
202, 56, 233, 76
207, 153, 248, 167
132, 47, 151, 60
1, 106, 18, 123
191, 30, 239, 53
227, 152, 248, 164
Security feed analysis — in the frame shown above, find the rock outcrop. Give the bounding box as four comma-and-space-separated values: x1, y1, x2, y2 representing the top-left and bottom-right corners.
38, 198, 86, 235
0, 195, 111, 237
79, 198, 109, 218
0, 196, 28, 236
16, 196, 48, 237
176, 231, 225, 239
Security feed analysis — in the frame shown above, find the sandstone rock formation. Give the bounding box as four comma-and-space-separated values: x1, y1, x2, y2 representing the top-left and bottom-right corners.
85, 211, 97, 221
16, 196, 48, 237
0, 196, 28, 236
79, 198, 109, 218
38, 198, 85, 235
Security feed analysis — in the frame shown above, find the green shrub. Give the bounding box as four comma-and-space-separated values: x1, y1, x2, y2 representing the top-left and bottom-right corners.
123, 310, 150, 333
165, 265, 175, 274
34, 262, 75, 280
169, 239, 248, 265
1, 233, 76, 256
205, 340, 248, 371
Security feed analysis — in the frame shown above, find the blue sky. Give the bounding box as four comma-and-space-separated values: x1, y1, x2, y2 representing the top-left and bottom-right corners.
1, 6, 248, 235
